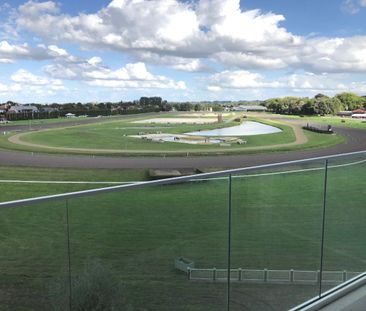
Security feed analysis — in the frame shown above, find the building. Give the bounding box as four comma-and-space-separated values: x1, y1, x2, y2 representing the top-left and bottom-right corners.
8, 104, 39, 114
352, 108, 366, 114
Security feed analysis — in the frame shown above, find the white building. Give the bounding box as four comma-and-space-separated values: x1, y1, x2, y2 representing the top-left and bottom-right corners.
8, 105, 39, 113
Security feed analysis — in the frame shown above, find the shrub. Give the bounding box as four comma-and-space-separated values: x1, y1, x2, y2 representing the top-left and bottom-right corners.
49, 260, 131, 311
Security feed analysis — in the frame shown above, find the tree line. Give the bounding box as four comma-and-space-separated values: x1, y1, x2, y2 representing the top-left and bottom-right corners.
264, 92, 366, 116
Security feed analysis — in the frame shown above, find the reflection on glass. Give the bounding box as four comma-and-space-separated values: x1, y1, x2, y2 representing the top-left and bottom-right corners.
321, 153, 366, 295
230, 161, 326, 310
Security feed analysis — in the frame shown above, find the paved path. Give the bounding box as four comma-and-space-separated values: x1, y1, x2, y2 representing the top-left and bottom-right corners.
0, 116, 365, 169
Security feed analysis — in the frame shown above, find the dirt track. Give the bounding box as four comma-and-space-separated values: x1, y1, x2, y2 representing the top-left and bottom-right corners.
0, 115, 365, 169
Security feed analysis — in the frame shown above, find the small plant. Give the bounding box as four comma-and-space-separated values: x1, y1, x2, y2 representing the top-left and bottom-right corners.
49, 260, 131, 311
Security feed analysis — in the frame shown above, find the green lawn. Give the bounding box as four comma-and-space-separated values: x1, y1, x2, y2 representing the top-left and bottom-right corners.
1, 154, 365, 310
283, 115, 366, 129
0, 117, 99, 127
0, 115, 343, 156
0, 166, 147, 203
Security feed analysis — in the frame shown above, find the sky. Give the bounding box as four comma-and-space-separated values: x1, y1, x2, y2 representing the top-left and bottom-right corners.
1, 0, 366, 103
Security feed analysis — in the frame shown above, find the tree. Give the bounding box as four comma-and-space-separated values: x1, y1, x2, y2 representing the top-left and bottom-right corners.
335, 92, 365, 110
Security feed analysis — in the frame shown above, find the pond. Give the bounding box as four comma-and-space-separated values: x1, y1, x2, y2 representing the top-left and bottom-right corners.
186, 121, 282, 137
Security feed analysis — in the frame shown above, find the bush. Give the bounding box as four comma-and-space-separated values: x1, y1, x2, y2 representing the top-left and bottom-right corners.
49, 260, 131, 311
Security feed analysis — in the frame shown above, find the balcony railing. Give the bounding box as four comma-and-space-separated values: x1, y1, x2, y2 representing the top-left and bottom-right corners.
1, 150, 366, 310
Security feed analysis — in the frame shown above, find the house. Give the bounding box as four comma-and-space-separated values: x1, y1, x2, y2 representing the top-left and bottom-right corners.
8, 104, 39, 114
352, 108, 366, 114
65, 113, 76, 118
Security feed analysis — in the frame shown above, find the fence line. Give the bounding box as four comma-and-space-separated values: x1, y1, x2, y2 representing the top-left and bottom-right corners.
187, 268, 362, 285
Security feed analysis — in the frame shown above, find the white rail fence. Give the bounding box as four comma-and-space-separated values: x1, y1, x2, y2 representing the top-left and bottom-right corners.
187, 268, 362, 285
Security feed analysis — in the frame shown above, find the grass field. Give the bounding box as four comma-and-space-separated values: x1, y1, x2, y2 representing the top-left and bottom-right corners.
283, 114, 366, 129
0, 113, 344, 156
1, 153, 365, 310
0, 166, 147, 203
0, 116, 101, 127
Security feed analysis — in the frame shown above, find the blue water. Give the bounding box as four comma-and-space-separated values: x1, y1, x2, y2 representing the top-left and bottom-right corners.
186, 121, 281, 137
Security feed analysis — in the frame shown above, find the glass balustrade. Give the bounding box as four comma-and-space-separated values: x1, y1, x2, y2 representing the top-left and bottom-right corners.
0, 151, 365, 310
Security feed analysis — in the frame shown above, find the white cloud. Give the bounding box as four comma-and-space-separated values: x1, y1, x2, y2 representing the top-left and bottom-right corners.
43, 54, 186, 90
207, 70, 282, 90
0, 82, 8, 92
341, 0, 366, 13
0, 68, 66, 99
206, 70, 366, 94
14, 0, 366, 74
342, 0, 360, 14
134, 52, 206, 72
88, 56, 102, 66
11, 69, 64, 90
13, 0, 299, 71
301, 36, 366, 72
0, 40, 73, 63
212, 52, 288, 70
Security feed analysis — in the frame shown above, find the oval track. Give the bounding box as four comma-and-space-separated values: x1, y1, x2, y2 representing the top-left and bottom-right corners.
0, 116, 365, 169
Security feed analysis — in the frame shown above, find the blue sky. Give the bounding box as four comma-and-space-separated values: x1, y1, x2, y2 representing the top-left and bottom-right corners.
0, 0, 366, 103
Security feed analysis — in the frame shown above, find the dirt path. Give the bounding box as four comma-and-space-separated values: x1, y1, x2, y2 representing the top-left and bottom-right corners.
7, 120, 307, 155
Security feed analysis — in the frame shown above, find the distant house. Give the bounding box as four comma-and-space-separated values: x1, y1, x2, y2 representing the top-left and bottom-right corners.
232, 105, 267, 112
65, 113, 76, 118
352, 109, 366, 114
8, 104, 39, 114
0, 104, 9, 111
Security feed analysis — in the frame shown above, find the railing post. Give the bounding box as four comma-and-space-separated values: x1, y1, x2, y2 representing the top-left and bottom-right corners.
319, 159, 329, 296
290, 269, 294, 283
187, 267, 191, 280
264, 269, 268, 282
227, 174, 232, 311
65, 200, 72, 311
238, 268, 242, 282
213, 267, 217, 282
343, 270, 347, 282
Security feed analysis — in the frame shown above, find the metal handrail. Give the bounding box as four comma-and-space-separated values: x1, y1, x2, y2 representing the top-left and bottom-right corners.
1, 149, 365, 209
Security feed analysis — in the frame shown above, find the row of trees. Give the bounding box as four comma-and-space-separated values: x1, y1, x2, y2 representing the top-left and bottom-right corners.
1, 97, 224, 120
264, 93, 366, 116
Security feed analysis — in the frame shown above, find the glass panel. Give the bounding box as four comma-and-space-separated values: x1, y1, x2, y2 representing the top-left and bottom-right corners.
67, 176, 229, 310
230, 160, 326, 310
321, 152, 366, 294
0, 201, 69, 310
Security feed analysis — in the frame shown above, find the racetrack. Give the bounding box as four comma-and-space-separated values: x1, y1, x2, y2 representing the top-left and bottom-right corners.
0, 115, 365, 169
